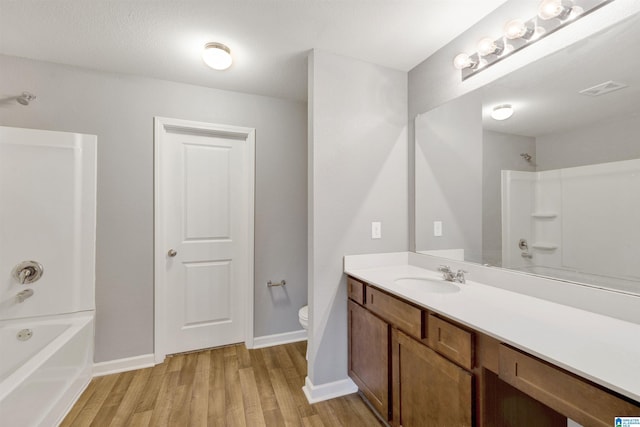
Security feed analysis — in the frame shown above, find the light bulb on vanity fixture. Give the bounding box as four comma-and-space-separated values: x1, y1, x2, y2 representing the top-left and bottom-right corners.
491, 104, 514, 121
477, 37, 504, 56
202, 42, 233, 70
453, 53, 477, 70
504, 19, 534, 40
538, 0, 573, 20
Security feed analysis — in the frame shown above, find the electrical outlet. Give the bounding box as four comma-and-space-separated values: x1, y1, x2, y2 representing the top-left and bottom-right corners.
433, 221, 442, 237
371, 221, 382, 239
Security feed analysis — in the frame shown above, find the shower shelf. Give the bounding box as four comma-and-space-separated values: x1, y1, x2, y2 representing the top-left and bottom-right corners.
531, 212, 558, 219
531, 243, 558, 250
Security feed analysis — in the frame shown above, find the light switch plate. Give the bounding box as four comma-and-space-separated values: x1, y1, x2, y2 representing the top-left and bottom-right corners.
371, 221, 382, 239
433, 221, 442, 237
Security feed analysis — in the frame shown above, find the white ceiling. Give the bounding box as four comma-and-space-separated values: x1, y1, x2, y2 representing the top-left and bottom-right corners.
0, 0, 509, 101
482, 12, 640, 137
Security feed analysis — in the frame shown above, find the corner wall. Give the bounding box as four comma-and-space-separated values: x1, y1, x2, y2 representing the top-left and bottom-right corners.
307, 50, 407, 389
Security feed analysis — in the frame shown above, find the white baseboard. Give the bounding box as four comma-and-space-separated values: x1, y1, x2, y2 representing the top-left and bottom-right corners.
250, 329, 307, 349
93, 353, 156, 377
302, 376, 358, 404
93, 331, 307, 377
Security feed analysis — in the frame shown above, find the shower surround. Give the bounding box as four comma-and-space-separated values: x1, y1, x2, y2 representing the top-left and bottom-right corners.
0, 126, 96, 425
501, 158, 640, 295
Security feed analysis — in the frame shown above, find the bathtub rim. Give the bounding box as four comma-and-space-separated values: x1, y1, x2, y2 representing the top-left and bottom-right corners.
0, 310, 94, 402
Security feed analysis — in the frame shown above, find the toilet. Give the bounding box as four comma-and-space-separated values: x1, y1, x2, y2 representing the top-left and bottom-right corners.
298, 305, 309, 330
298, 305, 309, 359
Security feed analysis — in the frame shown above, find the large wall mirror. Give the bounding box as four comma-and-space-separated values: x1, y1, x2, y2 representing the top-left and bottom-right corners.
415, 12, 640, 295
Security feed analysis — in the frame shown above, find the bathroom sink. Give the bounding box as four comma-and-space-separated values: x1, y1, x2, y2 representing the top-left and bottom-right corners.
393, 277, 460, 294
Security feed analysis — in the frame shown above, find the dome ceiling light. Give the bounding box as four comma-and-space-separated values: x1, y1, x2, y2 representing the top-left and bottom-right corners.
202, 42, 233, 71
491, 104, 514, 121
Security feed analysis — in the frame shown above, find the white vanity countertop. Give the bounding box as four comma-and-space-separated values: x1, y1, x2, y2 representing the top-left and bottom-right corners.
345, 263, 640, 403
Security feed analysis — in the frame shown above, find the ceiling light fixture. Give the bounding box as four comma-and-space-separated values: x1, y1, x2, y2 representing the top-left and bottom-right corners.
202, 42, 233, 71
491, 104, 514, 121
452, 0, 615, 79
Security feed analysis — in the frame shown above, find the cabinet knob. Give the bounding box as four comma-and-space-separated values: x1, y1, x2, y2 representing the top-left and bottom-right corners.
167, 249, 177, 257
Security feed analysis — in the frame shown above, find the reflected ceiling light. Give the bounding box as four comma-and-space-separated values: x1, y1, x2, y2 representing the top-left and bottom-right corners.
453, 0, 614, 81
477, 37, 503, 56
453, 53, 477, 70
538, 0, 573, 20
491, 104, 514, 121
202, 42, 233, 70
504, 19, 534, 40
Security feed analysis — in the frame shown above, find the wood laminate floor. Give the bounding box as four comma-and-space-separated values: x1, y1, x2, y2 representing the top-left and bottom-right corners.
62, 341, 383, 427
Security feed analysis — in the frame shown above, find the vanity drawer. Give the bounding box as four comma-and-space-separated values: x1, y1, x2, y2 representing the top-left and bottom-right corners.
499, 345, 640, 427
366, 286, 423, 340
347, 277, 365, 305
427, 314, 473, 370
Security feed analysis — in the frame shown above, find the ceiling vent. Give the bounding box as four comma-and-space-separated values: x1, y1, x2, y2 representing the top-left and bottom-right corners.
579, 80, 628, 97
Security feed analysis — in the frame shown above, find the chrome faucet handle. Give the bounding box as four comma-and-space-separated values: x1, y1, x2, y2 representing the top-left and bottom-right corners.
455, 269, 468, 284
14, 261, 44, 284
18, 269, 32, 284
438, 265, 456, 281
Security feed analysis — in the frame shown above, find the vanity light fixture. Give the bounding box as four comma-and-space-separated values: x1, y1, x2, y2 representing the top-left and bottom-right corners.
491, 104, 514, 121
202, 42, 233, 70
452, 0, 615, 79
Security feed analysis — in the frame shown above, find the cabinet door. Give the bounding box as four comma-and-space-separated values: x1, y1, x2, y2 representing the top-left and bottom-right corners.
392, 329, 472, 427
348, 300, 390, 419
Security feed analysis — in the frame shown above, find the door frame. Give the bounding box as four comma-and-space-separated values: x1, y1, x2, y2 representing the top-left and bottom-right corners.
153, 116, 255, 363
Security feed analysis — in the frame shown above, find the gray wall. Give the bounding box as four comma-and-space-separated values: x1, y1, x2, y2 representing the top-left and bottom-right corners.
308, 50, 407, 386
482, 131, 536, 267
536, 113, 640, 171
0, 54, 307, 362
415, 93, 482, 262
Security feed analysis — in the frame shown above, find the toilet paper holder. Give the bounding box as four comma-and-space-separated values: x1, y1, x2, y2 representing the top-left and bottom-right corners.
267, 280, 286, 288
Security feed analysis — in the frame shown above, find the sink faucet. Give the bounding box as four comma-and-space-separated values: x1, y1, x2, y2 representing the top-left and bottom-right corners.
438, 265, 456, 281
454, 269, 467, 284
438, 265, 467, 284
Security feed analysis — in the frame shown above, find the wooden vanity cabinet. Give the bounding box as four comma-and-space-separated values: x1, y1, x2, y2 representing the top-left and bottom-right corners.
347, 277, 474, 426
392, 329, 473, 427
347, 275, 640, 427
499, 345, 640, 427
348, 299, 390, 419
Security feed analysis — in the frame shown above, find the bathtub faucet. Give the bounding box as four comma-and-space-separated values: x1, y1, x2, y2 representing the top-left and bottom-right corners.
14, 261, 44, 284
18, 268, 33, 284
16, 288, 34, 303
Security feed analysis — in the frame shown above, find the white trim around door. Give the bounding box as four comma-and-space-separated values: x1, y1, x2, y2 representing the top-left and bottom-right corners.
154, 117, 255, 363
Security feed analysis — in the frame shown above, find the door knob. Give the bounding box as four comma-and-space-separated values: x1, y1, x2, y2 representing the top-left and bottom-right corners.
167, 249, 177, 257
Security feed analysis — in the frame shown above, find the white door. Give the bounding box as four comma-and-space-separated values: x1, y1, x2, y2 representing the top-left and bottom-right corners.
155, 118, 254, 358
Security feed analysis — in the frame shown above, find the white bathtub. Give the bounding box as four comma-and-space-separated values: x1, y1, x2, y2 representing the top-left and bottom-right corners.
0, 312, 94, 426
